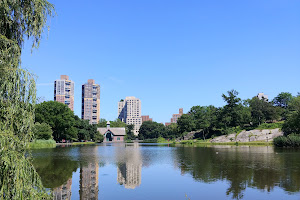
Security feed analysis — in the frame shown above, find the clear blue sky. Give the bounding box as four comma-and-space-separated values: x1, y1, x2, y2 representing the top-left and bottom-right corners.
21, 0, 300, 123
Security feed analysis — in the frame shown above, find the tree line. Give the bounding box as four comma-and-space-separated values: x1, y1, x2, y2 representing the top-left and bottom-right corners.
138, 90, 300, 140
34, 101, 138, 142
34, 101, 103, 142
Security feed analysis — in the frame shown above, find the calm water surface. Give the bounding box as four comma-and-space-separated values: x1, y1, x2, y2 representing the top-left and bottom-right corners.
32, 143, 300, 200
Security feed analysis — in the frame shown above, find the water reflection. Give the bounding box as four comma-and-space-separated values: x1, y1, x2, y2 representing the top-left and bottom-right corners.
80, 163, 99, 200
174, 145, 300, 199
116, 143, 142, 189
53, 178, 72, 200
32, 144, 300, 200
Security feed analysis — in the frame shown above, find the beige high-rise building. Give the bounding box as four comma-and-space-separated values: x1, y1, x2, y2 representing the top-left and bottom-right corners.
118, 96, 142, 135
54, 75, 75, 111
81, 79, 100, 124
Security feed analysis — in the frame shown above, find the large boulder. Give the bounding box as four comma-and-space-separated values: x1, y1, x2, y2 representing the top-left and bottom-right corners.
210, 128, 283, 143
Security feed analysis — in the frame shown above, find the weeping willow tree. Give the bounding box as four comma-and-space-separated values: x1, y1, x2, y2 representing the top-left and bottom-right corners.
0, 1, 55, 199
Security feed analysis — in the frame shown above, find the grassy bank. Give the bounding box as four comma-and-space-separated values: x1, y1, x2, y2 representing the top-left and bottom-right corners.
176, 140, 273, 146
71, 142, 95, 145
29, 139, 56, 149
142, 137, 174, 143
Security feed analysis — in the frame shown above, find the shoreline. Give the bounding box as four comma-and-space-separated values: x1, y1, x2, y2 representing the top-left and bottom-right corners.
175, 140, 273, 146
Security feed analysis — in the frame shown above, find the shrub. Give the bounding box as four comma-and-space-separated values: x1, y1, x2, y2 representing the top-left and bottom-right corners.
257, 122, 283, 130
32, 122, 53, 140
273, 134, 300, 147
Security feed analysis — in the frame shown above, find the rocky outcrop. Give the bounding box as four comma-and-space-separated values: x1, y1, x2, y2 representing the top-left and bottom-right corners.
210, 128, 283, 143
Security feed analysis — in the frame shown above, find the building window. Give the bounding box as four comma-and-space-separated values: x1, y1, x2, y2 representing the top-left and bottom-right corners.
117, 137, 120, 140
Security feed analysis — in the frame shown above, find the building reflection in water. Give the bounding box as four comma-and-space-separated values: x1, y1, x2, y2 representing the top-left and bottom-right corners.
53, 178, 72, 200
116, 143, 142, 189
80, 162, 99, 200
79, 145, 99, 200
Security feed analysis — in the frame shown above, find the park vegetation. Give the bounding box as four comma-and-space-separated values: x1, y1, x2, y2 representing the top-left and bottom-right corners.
0, 0, 55, 199
35, 101, 103, 143
138, 90, 300, 147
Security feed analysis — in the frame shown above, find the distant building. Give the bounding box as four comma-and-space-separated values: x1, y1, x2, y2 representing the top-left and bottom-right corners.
54, 75, 74, 111
82, 79, 100, 124
171, 108, 183, 123
141, 115, 152, 123
118, 97, 142, 136
97, 121, 126, 142
165, 122, 171, 126
257, 93, 268, 101
165, 108, 183, 125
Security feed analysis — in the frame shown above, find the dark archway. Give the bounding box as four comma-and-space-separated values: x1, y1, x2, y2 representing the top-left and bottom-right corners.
106, 131, 113, 142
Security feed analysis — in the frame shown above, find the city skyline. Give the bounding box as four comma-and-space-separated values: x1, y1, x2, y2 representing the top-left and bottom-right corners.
22, 0, 300, 123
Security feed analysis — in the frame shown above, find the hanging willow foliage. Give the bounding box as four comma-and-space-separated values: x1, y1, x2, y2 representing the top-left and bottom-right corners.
0, 0, 55, 199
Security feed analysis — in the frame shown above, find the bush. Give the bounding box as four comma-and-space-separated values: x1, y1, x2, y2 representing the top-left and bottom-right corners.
222, 126, 243, 135
273, 134, 300, 147
257, 122, 283, 130
32, 122, 53, 140
94, 132, 104, 143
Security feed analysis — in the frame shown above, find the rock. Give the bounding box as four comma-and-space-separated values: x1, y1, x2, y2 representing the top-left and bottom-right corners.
210, 128, 283, 143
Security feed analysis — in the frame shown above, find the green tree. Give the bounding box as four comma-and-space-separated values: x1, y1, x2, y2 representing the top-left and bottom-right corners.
35, 101, 76, 141
97, 118, 126, 128
165, 123, 180, 139
248, 97, 280, 126
189, 105, 219, 140
110, 118, 127, 127
0, 0, 55, 199
177, 114, 196, 133
94, 131, 104, 143
32, 122, 53, 140
97, 118, 107, 127
282, 111, 300, 136
273, 92, 293, 108
126, 124, 136, 140
221, 90, 247, 128
74, 116, 98, 141
138, 121, 166, 139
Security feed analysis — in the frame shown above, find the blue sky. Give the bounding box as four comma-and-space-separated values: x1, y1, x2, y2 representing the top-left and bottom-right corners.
21, 0, 300, 123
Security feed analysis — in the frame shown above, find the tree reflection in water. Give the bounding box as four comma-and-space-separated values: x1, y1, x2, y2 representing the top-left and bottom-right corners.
32, 144, 300, 200
174, 145, 300, 199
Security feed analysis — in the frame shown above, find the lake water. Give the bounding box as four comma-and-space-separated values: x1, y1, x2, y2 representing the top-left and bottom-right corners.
32, 143, 300, 200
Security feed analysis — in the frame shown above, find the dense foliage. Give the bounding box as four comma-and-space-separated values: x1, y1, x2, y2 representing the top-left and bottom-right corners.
97, 118, 127, 127
273, 134, 300, 147
32, 122, 53, 140
0, 0, 55, 199
139, 90, 300, 143
35, 101, 100, 142
138, 121, 180, 140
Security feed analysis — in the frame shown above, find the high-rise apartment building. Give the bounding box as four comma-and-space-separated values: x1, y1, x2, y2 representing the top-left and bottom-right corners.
81, 79, 100, 124
118, 97, 142, 136
54, 75, 75, 111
